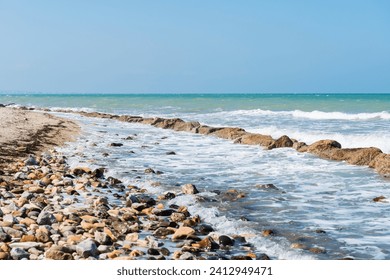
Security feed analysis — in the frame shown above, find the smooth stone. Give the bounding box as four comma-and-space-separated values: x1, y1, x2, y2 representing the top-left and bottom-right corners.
45, 245, 74, 260
9, 242, 43, 249
182, 184, 199, 195
198, 224, 214, 235
219, 235, 234, 246
172, 227, 196, 241
10, 247, 30, 260
76, 239, 98, 258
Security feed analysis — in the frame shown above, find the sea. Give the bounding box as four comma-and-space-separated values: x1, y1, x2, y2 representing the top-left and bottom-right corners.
1, 93, 390, 260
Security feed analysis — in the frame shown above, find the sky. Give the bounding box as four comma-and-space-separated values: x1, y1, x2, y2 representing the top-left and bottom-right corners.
0, 0, 389, 93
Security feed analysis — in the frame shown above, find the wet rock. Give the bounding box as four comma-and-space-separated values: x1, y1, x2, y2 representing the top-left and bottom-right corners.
10, 247, 30, 260
160, 247, 170, 256
212, 127, 247, 140
144, 168, 155, 174
76, 239, 98, 258
257, 253, 271, 260
262, 229, 276, 237
94, 231, 113, 245
172, 227, 196, 241
369, 153, 390, 177
92, 168, 105, 179
309, 247, 326, 254
166, 151, 176, 155
198, 224, 214, 235
147, 248, 160, 256
231, 255, 252, 260
182, 184, 199, 195
219, 235, 234, 246
235, 133, 274, 146
153, 209, 175, 216
72, 167, 92, 176
293, 141, 308, 152
373, 196, 386, 202
153, 227, 175, 237
267, 135, 294, 150
110, 143, 123, 147
255, 184, 279, 190
315, 229, 327, 234
170, 212, 186, 223
37, 211, 57, 225
192, 237, 219, 251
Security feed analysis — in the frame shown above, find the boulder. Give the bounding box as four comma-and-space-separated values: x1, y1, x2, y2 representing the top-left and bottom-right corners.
211, 127, 247, 140
172, 121, 200, 132
267, 135, 294, 149
182, 184, 199, 195
369, 153, 390, 177
195, 125, 221, 135
235, 133, 274, 146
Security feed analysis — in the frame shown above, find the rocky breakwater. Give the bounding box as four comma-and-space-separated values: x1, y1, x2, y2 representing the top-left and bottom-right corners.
0, 152, 268, 260
59, 110, 390, 177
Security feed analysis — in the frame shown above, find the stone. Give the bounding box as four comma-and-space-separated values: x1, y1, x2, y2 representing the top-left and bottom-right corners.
369, 153, 390, 177
76, 239, 98, 258
182, 184, 199, 195
45, 245, 74, 260
153, 227, 175, 237
35, 227, 51, 243
172, 227, 196, 241
235, 133, 274, 146
72, 167, 92, 176
267, 135, 294, 149
10, 247, 30, 260
170, 212, 186, 223
192, 237, 219, 250
110, 143, 123, 147
309, 247, 326, 254
211, 127, 247, 140
179, 252, 195, 260
37, 211, 57, 225
198, 224, 214, 235
219, 235, 234, 246
9, 242, 43, 250
0, 252, 9, 260
373, 196, 386, 202
262, 229, 275, 237
3, 214, 17, 227
94, 231, 113, 245
255, 184, 279, 190
147, 248, 160, 256
24, 155, 38, 166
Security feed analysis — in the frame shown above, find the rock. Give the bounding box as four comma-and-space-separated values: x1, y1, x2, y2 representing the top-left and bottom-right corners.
255, 184, 279, 190
153, 227, 175, 237
147, 248, 160, 256
257, 253, 271, 260
309, 247, 326, 254
170, 212, 186, 223
35, 226, 51, 243
45, 245, 74, 260
9, 242, 43, 250
3, 214, 17, 227
94, 231, 113, 245
369, 153, 390, 177
192, 237, 219, 250
0, 230, 11, 242
37, 211, 57, 225
72, 167, 91, 176
172, 121, 200, 132
182, 184, 199, 195
0, 252, 9, 260
219, 235, 234, 246
198, 224, 214, 235
235, 133, 274, 146
179, 252, 195, 260
211, 127, 247, 140
110, 143, 123, 147
92, 168, 105, 178
267, 135, 294, 149
373, 196, 386, 202
262, 229, 275, 237
172, 227, 196, 241
293, 141, 308, 152
24, 155, 38, 166
10, 247, 30, 260
166, 151, 176, 155
231, 255, 252, 260
76, 239, 98, 258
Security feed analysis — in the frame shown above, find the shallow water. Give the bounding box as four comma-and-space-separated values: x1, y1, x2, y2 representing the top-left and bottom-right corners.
54, 112, 390, 260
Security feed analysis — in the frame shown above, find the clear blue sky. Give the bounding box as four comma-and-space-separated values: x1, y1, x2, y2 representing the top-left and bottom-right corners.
0, 0, 389, 93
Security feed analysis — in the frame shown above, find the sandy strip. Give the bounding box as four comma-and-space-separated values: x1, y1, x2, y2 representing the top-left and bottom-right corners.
0, 108, 80, 167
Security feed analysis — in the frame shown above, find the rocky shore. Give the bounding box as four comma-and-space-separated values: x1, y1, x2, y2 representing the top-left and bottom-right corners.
57, 109, 390, 177
0, 152, 267, 260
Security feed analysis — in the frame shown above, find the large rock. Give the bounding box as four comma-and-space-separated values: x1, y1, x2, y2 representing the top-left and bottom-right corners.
267, 135, 294, 149
211, 127, 247, 140
173, 121, 200, 132
76, 239, 98, 258
369, 153, 390, 177
235, 133, 274, 146
195, 125, 221, 135
335, 147, 382, 165
182, 184, 199, 195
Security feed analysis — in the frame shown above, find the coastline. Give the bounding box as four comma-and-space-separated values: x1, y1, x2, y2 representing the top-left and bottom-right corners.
0, 106, 389, 260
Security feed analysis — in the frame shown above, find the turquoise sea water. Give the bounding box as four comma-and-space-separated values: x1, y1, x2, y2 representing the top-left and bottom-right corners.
1, 93, 390, 259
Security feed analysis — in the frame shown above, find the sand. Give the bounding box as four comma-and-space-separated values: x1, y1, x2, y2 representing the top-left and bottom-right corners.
0, 107, 80, 167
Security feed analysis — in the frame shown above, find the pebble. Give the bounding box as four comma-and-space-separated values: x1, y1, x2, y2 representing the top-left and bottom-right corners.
181, 184, 199, 195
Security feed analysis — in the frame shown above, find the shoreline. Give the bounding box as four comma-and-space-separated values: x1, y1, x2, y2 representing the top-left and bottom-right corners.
0, 107, 80, 168
53, 108, 390, 178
